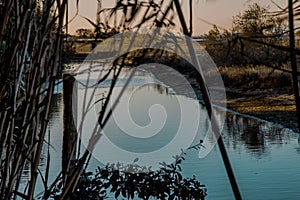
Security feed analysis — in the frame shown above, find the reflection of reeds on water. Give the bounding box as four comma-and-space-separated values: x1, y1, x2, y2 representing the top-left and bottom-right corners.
225, 113, 297, 157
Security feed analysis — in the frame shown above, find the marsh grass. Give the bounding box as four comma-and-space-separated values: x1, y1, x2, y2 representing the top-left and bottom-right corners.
219, 65, 297, 131
219, 65, 293, 92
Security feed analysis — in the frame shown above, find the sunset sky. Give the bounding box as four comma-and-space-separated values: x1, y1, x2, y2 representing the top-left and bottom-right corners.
67, 0, 287, 36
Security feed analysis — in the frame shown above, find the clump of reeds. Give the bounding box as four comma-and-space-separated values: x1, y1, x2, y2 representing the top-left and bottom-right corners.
0, 0, 67, 199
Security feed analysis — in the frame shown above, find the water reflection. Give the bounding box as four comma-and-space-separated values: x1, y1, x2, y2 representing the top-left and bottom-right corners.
128, 82, 170, 95
224, 113, 299, 158
296, 134, 300, 154
19, 94, 63, 195
49, 94, 63, 123
19, 65, 300, 200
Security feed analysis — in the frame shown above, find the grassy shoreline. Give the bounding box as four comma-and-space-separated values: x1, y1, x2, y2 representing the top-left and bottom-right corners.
219, 65, 298, 132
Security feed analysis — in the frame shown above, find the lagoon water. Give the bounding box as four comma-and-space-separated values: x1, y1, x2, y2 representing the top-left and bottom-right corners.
21, 65, 300, 199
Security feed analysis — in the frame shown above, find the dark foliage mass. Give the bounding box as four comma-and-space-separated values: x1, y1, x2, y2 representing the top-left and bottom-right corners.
52, 149, 206, 200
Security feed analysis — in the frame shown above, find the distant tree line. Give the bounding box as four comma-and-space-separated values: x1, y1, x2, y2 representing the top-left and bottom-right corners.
203, 3, 290, 67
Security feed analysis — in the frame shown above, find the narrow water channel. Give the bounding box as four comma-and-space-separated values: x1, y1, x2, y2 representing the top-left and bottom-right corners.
21, 64, 300, 200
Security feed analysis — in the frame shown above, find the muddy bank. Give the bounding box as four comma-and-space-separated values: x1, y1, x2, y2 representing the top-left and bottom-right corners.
225, 87, 299, 133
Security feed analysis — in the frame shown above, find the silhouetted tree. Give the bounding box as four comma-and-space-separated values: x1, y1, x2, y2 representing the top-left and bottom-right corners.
76, 28, 94, 38
232, 3, 287, 36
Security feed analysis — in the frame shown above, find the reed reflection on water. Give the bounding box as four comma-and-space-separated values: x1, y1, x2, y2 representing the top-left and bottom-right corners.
225, 113, 300, 157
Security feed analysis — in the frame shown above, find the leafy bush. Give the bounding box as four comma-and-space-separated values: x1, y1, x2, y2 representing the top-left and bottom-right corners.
52, 148, 207, 200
